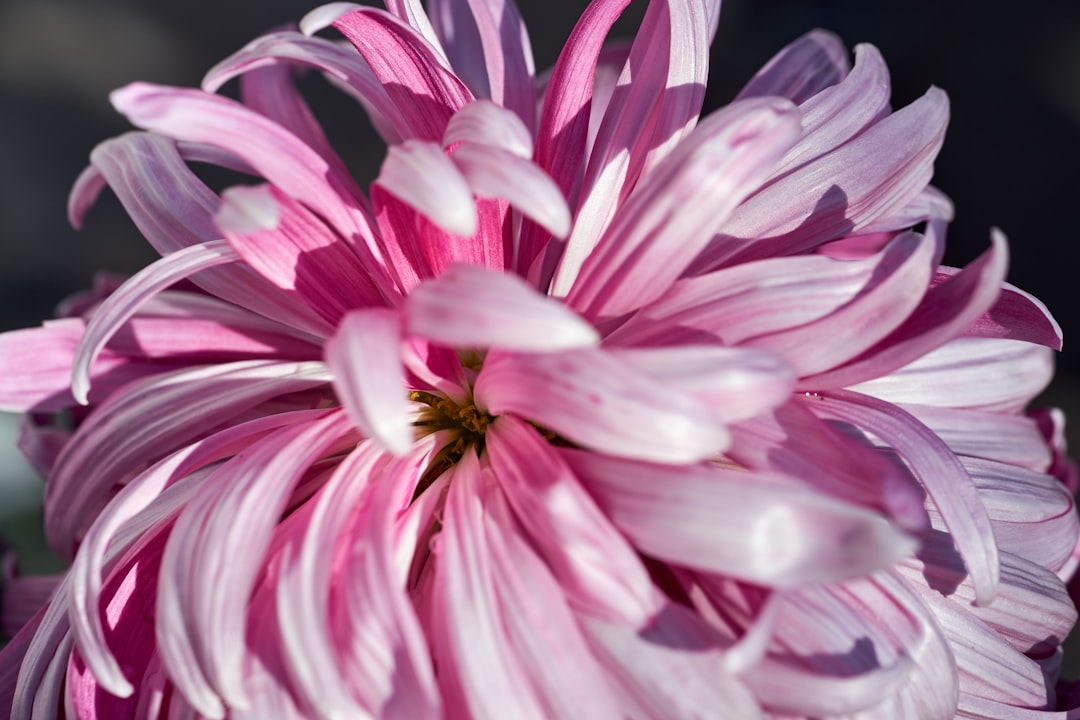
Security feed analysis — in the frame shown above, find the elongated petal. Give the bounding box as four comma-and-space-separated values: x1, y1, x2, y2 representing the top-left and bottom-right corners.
475, 347, 728, 463
325, 308, 413, 455
563, 449, 916, 587
332, 8, 473, 141
480, 479, 625, 719
405, 264, 597, 351
609, 344, 795, 423
563, 97, 802, 316
46, 360, 333, 559
451, 142, 571, 238
745, 229, 938, 376
899, 404, 1051, 471
71, 241, 240, 405
816, 390, 999, 605
204, 30, 402, 144
809, 230, 1010, 389
156, 411, 355, 715
442, 99, 532, 157
218, 184, 380, 326
377, 140, 477, 237
848, 338, 1055, 413
736, 29, 849, 103
486, 416, 660, 623
957, 276, 1062, 349
430, 452, 548, 720
695, 86, 949, 269
109, 83, 393, 301
581, 602, 761, 719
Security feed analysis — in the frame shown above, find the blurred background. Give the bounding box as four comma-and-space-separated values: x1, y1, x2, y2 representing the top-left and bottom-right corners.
2, 0, 1078, 668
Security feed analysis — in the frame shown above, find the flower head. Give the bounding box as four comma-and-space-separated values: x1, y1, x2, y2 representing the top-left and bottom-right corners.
1, 0, 1076, 718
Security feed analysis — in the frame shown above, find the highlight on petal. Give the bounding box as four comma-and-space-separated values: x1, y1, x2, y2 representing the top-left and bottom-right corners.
71, 241, 241, 405
442, 100, 533, 157
376, 139, 477, 237
405, 264, 598, 351
325, 308, 412, 455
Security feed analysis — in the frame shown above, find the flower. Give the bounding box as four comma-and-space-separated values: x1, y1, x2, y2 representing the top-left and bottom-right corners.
1, 0, 1076, 717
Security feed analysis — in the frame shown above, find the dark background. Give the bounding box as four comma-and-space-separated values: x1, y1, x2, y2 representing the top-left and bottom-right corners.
2, 0, 1079, 667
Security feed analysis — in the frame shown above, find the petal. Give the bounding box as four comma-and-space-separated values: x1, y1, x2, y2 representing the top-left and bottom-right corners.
898, 404, 1052, 471
217, 184, 381, 326
332, 7, 473, 141
809, 230, 1010, 390
325, 308, 413, 455
429, 452, 549, 720
562, 449, 917, 587
475, 347, 728, 463
744, 229, 939, 376
109, 83, 394, 301
695, 86, 949, 269
608, 344, 795, 423
442, 100, 532, 157
486, 416, 661, 624
46, 360, 333, 560
203, 30, 402, 145
562, 97, 802, 317
735, 29, 850, 103
580, 602, 762, 719
376, 139, 477, 237
816, 390, 999, 605
848, 338, 1055, 413
71, 240, 240, 405
155, 411, 355, 715
451, 142, 572, 238
958, 277, 1062, 349
405, 264, 598, 351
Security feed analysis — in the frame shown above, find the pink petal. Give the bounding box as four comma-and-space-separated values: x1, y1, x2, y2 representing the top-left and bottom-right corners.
695, 86, 949, 269
848, 338, 1055, 413
809, 230, 1011, 390
432, 0, 535, 130
580, 602, 761, 719
324, 308, 413, 455
486, 416, 661, 624
71, 240, 240, 405
405, 264, 597, 351
816, 390, 999, 605
430, 452, 549, 719
562, 97, 802, 317
729, 399, 929, 530
376, 139, 477, 237
735, 29, 850, 103
7, 581, 73, 720
898, 404, 1052, 472
332, 7, 473, 141
451, 142, 572, 238
0, 560, 59, 641
773, 43, 891, 176
68, 411, 318, 700
608, 344, 795, 423
155, 411, 355, 715
563, 449, 916, 587
46, 360, 333, 560
109, 83, 393, 300
516, 0, 631, 276
559, 0, 711, 281
475, 347, 728, 463
744, 229, 939, 376
478, 476, 625, 719
71, 133, 342, 335
956, 276, 1063, 349
217, 184, 383, 326
442, 100, 532, 157
203, 30, 402, 145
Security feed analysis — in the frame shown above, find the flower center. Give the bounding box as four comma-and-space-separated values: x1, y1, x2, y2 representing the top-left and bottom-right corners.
410, 390, 493, 494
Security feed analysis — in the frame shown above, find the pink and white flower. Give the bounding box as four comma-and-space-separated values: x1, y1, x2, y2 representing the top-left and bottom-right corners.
1, 0, 1076, 717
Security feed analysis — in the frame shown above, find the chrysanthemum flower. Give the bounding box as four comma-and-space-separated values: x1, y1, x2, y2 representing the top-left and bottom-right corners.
1, 0, 1077, 717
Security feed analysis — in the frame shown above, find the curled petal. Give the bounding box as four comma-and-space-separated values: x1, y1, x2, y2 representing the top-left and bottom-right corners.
475, 347, 729, 464
405, 264, 598, 351
325, 308, 413, 455
736, 29, 850, 103
443, 100, 533, 157
563, 449, 917, 588
377, 140, 477, 237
